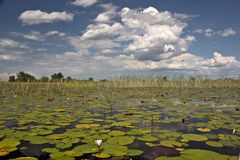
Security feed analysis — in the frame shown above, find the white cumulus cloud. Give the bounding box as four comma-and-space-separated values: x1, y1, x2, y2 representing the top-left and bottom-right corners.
194, 27, 237, 38
72, 0, 97, 7
221, 28, 236, 37
0, 38, 28, 49
19, 10, 74, 25
11, 30, 66, 41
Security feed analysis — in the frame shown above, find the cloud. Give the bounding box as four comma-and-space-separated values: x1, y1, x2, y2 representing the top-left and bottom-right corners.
2, 5, 239, 78
0, 38, 28, 49
71, 0, 97, 7
194, 27, 237, 37
70, 6, 195, 62
0, 72, 16, 81
94, 3, 117, 23
45, 31, 66, 37
57, 6, 238, 77
221, 28, 236, 37
19, 10, 74, 25
0, 54, 19, 60
11, 30, 66, 41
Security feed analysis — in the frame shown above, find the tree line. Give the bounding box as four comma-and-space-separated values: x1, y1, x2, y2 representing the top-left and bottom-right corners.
8, 71, 94, 82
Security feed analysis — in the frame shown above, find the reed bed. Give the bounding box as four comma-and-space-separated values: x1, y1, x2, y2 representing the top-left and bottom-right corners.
0, 76, 239, 95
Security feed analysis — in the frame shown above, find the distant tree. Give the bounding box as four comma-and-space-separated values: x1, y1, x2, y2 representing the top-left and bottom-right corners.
16, 71, 36, 82
40, 76, 49, 82
88, 77, 94, 81
163, 76, 168, 81
190, 77, 195, 81
51, 72, 64, 81
65, 76, 72, 82
9, 75, 15, 82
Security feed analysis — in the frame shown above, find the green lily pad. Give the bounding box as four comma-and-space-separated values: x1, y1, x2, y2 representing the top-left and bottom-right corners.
181, 134, 208, 142
160, 140, 187, 148
126, 149, 144, 156
46, 134, 67, 140
93, 152, 111, 158
49, 151, 65, 158
28, 136, 49, 144
42, 148, 59, 153
205, 141, 224, 148
155, 156, 185, 160
55, 142, 72, 149
73, 144, 98, 154
106, 136, 135, 145
127, 129, 152, 135
138, 135, 158, 142
75, 123, 100, 129
0, 138, 20, 147
145, 142, 161, 147
101, 143, 128, 156
197, 128, 211, 132
13, 157, 38, 160
108, 130, 125, 136
54, 156, 75, 160
64, 150, 84, 157
111, 121, 132, 127
181, 149, 230, 160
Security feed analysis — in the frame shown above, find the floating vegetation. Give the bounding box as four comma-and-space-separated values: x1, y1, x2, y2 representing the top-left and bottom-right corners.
205, 141, 224, 148
197, 127, 211, 132
160, 140, 187, 148
181, 149, 237, 160
181, 134, 208, 142
0, 87, 239, 159
106, 136, 135, 145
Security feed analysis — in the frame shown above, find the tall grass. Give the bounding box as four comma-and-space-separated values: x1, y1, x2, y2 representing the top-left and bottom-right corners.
0, 76, 239, 95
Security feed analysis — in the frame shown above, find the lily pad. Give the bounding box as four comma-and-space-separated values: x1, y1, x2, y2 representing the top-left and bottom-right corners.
42, 148, 59, 153
126, 149, 144, 156
205, 141, 224, 148
181, 134, 208, 142
181, 149, 230, 160
197, 128, 211, 132
64, 150, 84, 157
160, 140, 187, 148
75, 123, 100, 129
106, 136, 135, 145
155, 156, 185, 160
93, 152, 111, 158
111, 121, 132, 127
101, 144, 128, 156
138, 135, 158, 142
108, 130, 125, 136
13, 157, 38, 160
73, 144, 98, 154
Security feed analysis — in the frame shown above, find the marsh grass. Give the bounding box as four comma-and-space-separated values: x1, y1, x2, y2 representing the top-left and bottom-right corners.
0, 76, 239, 95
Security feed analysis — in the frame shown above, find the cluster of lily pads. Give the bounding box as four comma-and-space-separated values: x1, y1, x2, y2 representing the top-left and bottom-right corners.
0, 88, 239, 159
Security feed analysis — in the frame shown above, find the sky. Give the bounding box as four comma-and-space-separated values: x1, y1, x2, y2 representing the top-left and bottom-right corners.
0, 0, 240, 80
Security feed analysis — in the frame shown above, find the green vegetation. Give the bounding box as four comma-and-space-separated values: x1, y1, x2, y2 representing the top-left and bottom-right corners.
0, 72, 239, 159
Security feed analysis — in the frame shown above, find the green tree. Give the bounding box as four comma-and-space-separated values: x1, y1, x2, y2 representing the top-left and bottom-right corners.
51, 72, 64, 81
65, 76, 72, 82
16, 71, 36, 82
8, 75, 15, 82
88, 77, 94, 81
40, 76, 49, 82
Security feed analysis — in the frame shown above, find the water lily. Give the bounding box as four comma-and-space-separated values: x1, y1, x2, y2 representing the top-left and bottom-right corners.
95, 139, 102, 147
232, 129, 236, 134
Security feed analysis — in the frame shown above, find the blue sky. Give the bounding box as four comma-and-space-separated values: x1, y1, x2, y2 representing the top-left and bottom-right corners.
0, 0, 239, 80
